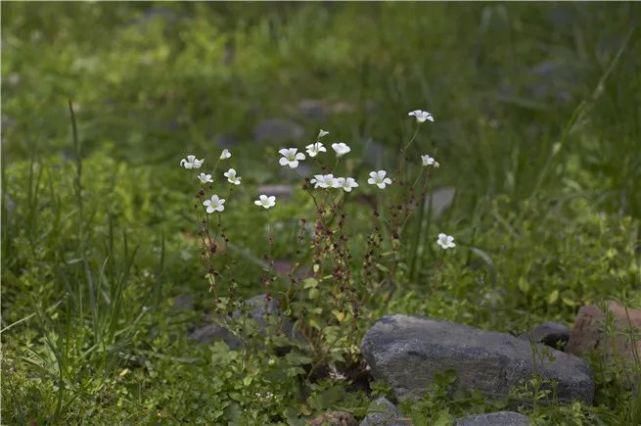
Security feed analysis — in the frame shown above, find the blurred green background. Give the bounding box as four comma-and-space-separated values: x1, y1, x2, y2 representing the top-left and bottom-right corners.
3, 2, 640, 208
2, 2, 640, 424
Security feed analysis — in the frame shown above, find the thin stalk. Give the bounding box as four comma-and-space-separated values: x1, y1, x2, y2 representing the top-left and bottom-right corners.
409, 188, 429, 281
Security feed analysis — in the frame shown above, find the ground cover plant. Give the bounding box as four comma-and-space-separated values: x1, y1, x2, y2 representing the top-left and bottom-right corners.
2, 2, 641, 425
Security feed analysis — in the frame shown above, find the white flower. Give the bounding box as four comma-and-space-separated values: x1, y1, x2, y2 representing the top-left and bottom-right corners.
331, 142, 351, 157
197, 173, 213, 184
328, 365, 347, 381
305, 142, 327, 158
334, 177, 359, 192
224, 168, 241, 185
180, 154, 204, 169
436, 233, 456, 249
421, 154, 440, 167
408, 109, 434, 123
318, 129, 330, 138
203, 195, 225, 213
310, 174, 336, 189
220, 149, 231, 160
254, 194, 276, 209
367, 170, 392, 189
278, 148, 306, 169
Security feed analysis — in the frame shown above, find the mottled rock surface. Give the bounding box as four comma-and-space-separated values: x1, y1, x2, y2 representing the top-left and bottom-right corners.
361, 315, 594, 403
455, 411, 530, 426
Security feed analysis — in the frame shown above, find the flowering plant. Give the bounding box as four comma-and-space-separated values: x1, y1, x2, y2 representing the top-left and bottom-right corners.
178, 108, 456, 368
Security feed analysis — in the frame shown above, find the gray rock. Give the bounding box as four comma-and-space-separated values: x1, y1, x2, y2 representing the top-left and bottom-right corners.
528, 60, 578, 104
4, 194, 15, 223
254, 118, 304, 143
235, 294, 300, 341
238, 294, 280, 324
362, 139, 387, 168
277, 162, 312, 179
173, 294, 194, 311
519, 322, 569, 350
1, 114, 16, 135
257, 184, 294, 199
360, 397, 411, 426
360, 315, 594, 404
455, 411, 530, 426
188, 323, 242, 349
216, 133, 237, 148
188, 294, 298, 348
298, 99, 329, 120
428, 187, 456, 219
130, 6, 181, 27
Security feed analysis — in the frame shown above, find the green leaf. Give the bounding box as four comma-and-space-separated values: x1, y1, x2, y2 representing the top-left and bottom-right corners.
284, 352, 312, 366
303, 277, 318, 289
518, 277, 530, 293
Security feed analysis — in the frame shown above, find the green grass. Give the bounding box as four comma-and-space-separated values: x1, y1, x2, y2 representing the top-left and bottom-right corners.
2, 2, 641, 424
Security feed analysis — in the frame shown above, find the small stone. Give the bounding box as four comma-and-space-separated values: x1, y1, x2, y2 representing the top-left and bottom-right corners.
566, 301, 641, 363
254, 118, 304, 143
5, 195, 15, 222
427, 187, 456, 219
520, 322, 570, 350
298, 99, 329, 120
360, 397, 411, 426
189, 294, 301, 349
330, 101, 356, 115
271, 259, 310, 279
234, 294, 300, 341
173, 294, 194, 311
273, 260, 294, 276
362, 139, 386, 167
309, 411, 358, 426
361, 315, 594, 404
216, 133, 237, 148
188, 323, 242, 349
257, 184, 294, 199
455, 411, 530, 426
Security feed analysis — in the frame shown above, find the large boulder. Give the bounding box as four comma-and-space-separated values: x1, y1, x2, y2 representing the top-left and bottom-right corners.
455, 411, 530, 426
361, 315, 594, 404
566, 301, 641, 363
